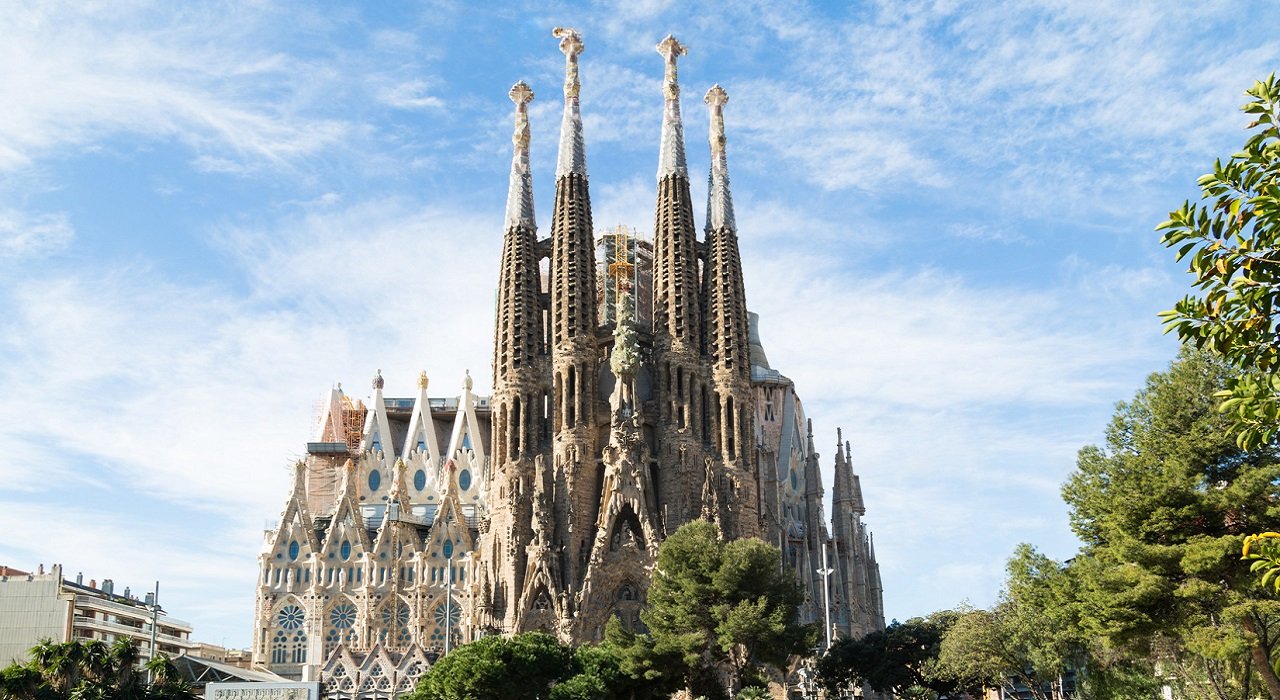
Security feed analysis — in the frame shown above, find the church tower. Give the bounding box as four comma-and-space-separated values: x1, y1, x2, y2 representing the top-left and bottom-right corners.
650, 35, 707, 531
481, 80, 547, 632
547, 27, 600, 600
701, 84, 759, 538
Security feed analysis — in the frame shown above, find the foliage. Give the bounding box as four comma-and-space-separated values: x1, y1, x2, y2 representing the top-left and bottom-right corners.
406, 633, 572, 700
1061, 348, 1280, 699
1158, 74, 1280, 450
934, 546, 1082, 700
0, 639, 197, 700
623, 521, 813, 699
405, 631, 671, 700
816, 611, 975, 700
1245, 532, 1280, 594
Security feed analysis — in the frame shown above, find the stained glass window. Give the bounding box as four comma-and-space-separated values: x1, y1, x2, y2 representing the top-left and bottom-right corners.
277, 605, 304, 630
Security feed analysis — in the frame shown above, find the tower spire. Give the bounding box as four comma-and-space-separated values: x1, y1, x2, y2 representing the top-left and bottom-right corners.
553, 27, 587, 178
485, 81, 549, 633
505, 81, 536, 231
704, 84, 735, 232
548, 26, 599, 606
656, 35, 688, 179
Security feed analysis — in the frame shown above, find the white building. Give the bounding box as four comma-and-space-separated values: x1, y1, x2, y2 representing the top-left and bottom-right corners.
0, 564, 196, 666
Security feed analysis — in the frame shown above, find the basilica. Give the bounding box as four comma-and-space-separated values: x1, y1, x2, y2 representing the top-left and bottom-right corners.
251, 29, 884, 695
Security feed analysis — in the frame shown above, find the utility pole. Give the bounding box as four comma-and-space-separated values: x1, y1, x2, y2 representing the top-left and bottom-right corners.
817, 543, 834, 652
146, 581, 160, 682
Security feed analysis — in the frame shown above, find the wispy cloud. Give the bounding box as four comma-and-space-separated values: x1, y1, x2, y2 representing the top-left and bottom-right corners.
0, 4, 350, 172
0, 208, 75, 259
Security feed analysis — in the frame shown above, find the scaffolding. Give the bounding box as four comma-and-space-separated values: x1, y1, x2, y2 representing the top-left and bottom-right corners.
342, 397, 367, 453
595, 225, 652, 328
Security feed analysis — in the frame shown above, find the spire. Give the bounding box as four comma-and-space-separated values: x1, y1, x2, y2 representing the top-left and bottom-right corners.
847, 440, 865, 516
704, 84, 735, 232
832, 430, 865, 519
656, 34, 688, 179
553, 27, 587, 179
504, 81, 536, 231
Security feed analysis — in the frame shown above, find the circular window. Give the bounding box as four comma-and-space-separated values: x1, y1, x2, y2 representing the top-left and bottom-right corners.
433, 602, 460, 628
368, 470, 381, 492
414, 469, 427, 491
329, 604, 356, 629
277, 605, 304, 630
442, 540, 454, 560
458, 469, 472, 491
288, 541, 300, 561
341, 540, 351, 560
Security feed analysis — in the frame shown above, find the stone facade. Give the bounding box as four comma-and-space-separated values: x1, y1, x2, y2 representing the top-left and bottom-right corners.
251, 29, 884, 686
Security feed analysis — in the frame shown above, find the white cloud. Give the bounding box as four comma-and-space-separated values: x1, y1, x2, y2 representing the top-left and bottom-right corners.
0, 4, 350, 172
0, 208, 75, 258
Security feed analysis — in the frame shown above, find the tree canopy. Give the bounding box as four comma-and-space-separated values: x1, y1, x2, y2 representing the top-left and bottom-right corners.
0, 639, 197, 700
816, 611, 976, 700
627, 520, 813, 699
1158, 74, 1280, 449
1062, 348, 1280, 699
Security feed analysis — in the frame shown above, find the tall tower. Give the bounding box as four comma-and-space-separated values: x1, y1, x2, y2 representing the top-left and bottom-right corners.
701, 84, 759, 538
481, 81, 547, 631
548, 26, 600, 596
650, 35, 706, 531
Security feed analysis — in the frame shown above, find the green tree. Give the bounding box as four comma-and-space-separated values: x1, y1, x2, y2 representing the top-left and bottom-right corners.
627, 521, 813, 699
816, 610, 976, 700
0, 638, 192, 700
1062, 349, 1280, 699
406, 632, 573, 700
1158, 74, 1280, 450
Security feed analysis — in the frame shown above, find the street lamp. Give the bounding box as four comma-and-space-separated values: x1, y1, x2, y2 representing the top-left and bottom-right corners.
143, 581, 160, 683
816, 543, 834, 652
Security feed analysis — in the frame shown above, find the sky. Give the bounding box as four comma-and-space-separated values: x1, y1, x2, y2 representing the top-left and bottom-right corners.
1, 0, 1278, 651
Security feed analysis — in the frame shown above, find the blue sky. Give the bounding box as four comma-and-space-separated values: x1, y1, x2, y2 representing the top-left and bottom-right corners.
1, 0, 1278, 651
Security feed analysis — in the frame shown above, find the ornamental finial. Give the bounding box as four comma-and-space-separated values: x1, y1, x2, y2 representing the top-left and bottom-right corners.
656, 35, 689, 179
656, 35, 687, 101
552, 27, 588, 178
504, 81, 536, 230
509, 81, 534, 147
372, 368, 384, 391
463, 369, 473, 391
704, 83, 735, 230
553, 27, 583, 100
705, 84, 728, 157
417, 370, 429, 390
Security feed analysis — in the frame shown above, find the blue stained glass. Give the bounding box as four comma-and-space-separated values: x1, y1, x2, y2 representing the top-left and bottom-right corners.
459, 469, 472, 491
341, 540, 351, 560
414, 469, 426, 491
442, 540, 454, 559
288, 541, 299, 561
368, 470, 381, 491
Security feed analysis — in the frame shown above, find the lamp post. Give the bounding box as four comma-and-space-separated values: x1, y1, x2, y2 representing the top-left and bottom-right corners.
444, 543, 454, 656
816, 543, 834, 652
144, 581, 160, 683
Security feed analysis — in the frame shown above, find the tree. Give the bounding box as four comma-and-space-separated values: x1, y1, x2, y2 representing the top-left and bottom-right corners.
816, 611, 976, 700
405, 633, 572, 700
933, 546, 1084, 700
0, 638, 194, 700
1062, 349, 1280, 699
1158, 74, 1280, 450
626, 521, 814, 699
